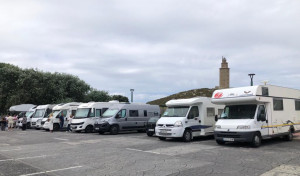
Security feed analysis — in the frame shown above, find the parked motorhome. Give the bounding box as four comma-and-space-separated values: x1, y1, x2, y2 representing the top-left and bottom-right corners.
94, 103, 160, 135
212, 85, 300, 147
71, 102, 119, 133
155, 97, 224, 142
42, 102, 81, 131
31, 104, 56, 129
18, 106, 37, 128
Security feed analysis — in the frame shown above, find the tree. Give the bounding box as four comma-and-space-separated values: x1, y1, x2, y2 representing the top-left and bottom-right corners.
84, 89, 111, 102
110, 95, 129, 102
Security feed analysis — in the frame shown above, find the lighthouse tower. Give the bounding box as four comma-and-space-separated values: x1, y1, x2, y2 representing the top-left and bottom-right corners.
219, 57, 230, 89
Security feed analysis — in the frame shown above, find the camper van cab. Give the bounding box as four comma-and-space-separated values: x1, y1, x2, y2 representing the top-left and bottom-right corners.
71, 102, 118, 133
94, 103, 160, 135
18, 107, 37, 128
42, 102, 81, 131
212, 85, 300, 147
31, 104, 55, 129
155, 97, 224, 142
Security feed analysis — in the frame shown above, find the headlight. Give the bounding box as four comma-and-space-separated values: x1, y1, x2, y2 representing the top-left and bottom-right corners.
174, 121, 183, 127
237, 125, 250, 129
215, 125, 221, 129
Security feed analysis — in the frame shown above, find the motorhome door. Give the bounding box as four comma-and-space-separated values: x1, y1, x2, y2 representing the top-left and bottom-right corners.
257, 105, 269, 137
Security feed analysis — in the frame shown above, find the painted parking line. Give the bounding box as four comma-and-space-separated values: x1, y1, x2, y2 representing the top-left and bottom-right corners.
19, 165, 83, 176
0, 148, 21, 152
54, 138, 69, 141
0, 155, 49, 162
126, 148, 171, 156
0, 144, 10, 146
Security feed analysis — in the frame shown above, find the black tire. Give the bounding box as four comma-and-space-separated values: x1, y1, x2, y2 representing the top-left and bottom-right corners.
147, 131, 154, 137
35, 128, 40, 130
182, 130, 192, 142
53, 124, 60, 131
251, 132, 262, 147
216, 140, 225, 145
159, 137, 166, 140
110, 125, 119, 135
85, 125, 93, 133
98, 131, 105, 135
137, 130, 145, 133
27, 123, 31, 129
284, 129, 293, 141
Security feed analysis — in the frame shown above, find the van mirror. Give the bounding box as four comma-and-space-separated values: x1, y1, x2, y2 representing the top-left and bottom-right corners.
258, 114, 266, 121
215, 115, 218, 122
115, 114, 120, 119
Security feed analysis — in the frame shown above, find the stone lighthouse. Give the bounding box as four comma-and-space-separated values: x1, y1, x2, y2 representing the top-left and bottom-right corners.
219, 57, 230, 89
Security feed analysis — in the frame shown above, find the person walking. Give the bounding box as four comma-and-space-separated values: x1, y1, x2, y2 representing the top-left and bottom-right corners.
0, 115, 6, 131
48, 113, 54, 133
7, 114, 14, 131
66, 114, 73, 132
22, 115, 27, 131
59, 112, 64, 131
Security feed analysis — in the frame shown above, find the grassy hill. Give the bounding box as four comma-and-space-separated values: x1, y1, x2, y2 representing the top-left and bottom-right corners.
147, 88, 216, 107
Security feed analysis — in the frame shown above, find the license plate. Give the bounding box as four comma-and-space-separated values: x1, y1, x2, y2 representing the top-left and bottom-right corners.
159, 132, 171, 136
95, 128, 99, 130
148, 129, 154, 132
223, 138, 234, 142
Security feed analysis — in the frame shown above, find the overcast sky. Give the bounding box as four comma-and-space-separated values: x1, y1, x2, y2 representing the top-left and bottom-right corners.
1, 0, 300, 103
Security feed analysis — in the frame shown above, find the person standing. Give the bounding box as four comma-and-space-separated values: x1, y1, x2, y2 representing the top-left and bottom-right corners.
59, 112, 64, 131
0, 115, 6, 131
66, 114, 73, 132
7, 114, 14, 131
22, 115, 27, 131
48, 113, 54, 133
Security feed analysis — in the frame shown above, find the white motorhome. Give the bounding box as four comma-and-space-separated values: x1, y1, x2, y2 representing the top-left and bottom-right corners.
31, 104, 56, 129
71, 102, 119, 133
17, 106, 37, 128
94, 103, 160, 135
212, 85, 300, 147
42, 102, 81, 131
155, 97, 224, 142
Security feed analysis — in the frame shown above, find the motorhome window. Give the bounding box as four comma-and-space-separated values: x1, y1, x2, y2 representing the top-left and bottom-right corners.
102, 109, 119, 118
96, 109, 101, 117
295, 100, 300, 111
188, 106, 199, 119
221, 105, 257, 119
25, 111, 34, 118
33, 109, 45, 118
262, 87, 269, 96
89, 108, 95, 117
60, 110, 67, 117
154, 112, 159, 116
144, 110, 147, 117
273, 98, 283, 111
148, 117, 159, 122
207, 108, 215, 117
118, 109, 126, 118
218, 109, 223, 116
71, 110, 76, 116
74, 108, 94, 119
257, 105, 266, 118
45, 108, 52, 117
162, 106, 189, 117
129, 110, 139, 117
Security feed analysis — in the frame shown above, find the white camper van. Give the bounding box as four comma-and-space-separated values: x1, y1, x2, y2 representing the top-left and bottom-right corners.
42, 102, 81, 131
155, 97, 224, 142
212, 85, 300, 147
94, 103, 160, 135
71, 102, 118, 133
31, 104, 56, 129
17, 106, 37, 128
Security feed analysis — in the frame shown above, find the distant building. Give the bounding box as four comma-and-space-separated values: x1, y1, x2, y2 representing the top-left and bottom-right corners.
219, 57, 230, 89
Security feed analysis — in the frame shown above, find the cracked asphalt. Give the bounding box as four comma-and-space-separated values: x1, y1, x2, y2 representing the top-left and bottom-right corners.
1, 129, 300, 176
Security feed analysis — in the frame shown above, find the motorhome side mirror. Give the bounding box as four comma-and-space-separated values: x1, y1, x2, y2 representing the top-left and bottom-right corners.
115, 114, 120, 119
215, 115, 218, 122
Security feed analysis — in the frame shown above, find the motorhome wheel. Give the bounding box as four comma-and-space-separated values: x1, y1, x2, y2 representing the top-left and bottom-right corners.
182, 130, 192, 142
98, 131, 104, 135
285, 129, 293, 141
53, 124, 60, 131
147, 131, 154, 137
216, 140, 225, 145
85, 125, 93, 133
251, 133, 261, 147
110, 125, 119, 135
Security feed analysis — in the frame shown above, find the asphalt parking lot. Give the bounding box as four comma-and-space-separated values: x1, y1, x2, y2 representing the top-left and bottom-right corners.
1, 129, 300, 176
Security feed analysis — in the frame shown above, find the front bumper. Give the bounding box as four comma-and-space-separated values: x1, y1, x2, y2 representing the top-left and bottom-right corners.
214, 131, 256, 142
155, 127, 185, 138
71, 123, 85, 131
94, 122, 110, 132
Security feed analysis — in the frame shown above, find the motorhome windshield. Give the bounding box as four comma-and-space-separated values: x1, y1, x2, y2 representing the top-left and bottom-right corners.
102, 109, 118, 118
221, 105, 257, 119
32, 109, 45, 118
25, 111, 34, 118
74, 108, 94, 119
162, 106, 190, 117
52, 110, 60, 118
